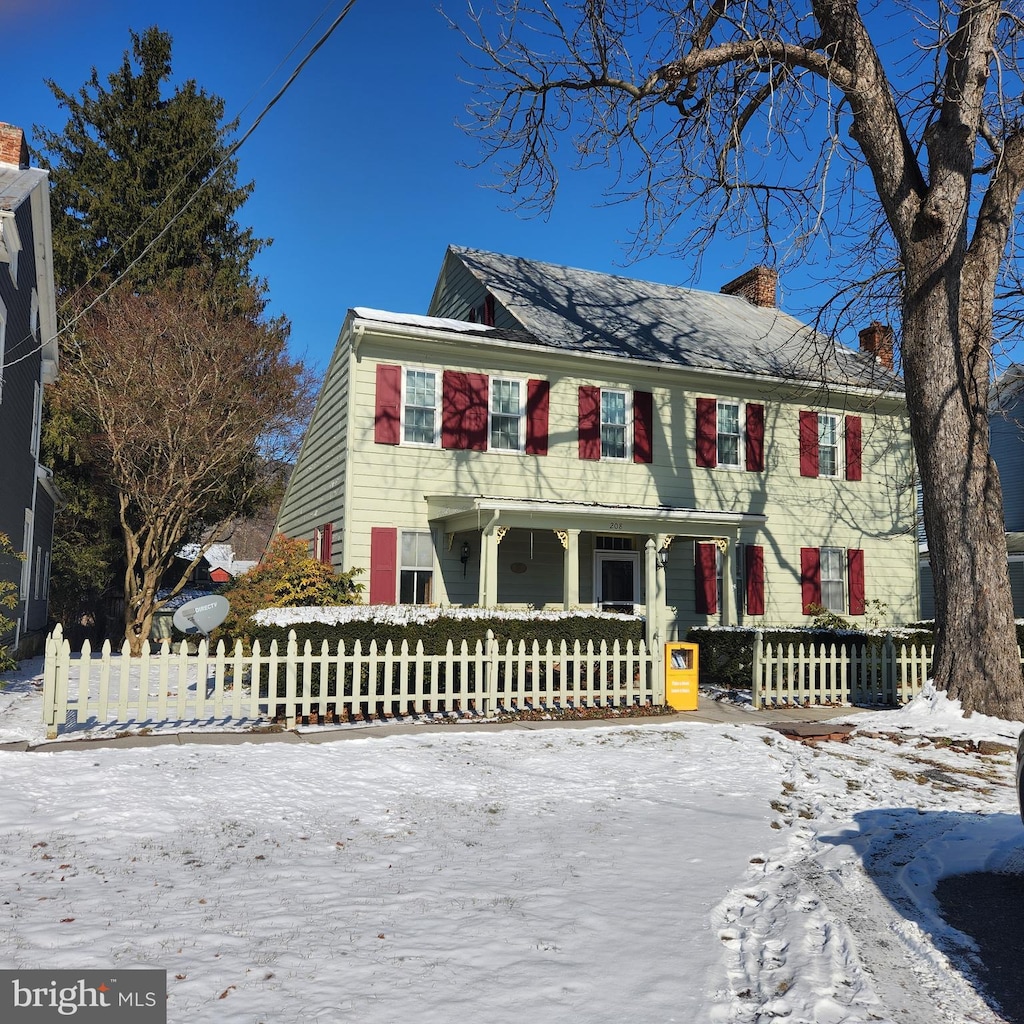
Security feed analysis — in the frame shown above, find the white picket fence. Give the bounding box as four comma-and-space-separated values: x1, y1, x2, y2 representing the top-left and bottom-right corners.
42, 624, 658, 738
752, 633, 933, 708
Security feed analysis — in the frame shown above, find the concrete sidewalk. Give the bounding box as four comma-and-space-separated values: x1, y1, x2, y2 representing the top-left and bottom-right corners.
1, 697, 876, 753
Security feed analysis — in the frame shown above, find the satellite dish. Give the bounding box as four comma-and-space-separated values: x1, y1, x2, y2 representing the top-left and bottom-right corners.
172, 595, 230, 636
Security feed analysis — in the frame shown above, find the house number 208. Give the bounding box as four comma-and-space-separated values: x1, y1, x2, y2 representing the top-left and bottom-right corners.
608, 521, 623, 530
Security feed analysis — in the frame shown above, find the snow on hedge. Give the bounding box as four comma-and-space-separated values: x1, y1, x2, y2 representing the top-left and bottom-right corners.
253, 605, 642, 628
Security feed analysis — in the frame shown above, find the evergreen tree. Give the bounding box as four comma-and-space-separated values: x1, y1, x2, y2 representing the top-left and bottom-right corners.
34, 26, 278, 642
34, 25, 265, 295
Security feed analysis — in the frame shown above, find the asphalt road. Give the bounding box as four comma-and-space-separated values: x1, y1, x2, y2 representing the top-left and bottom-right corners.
935, 871, 1024, 1023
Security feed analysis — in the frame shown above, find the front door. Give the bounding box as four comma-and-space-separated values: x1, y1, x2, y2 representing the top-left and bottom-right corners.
595, 553, 639, 614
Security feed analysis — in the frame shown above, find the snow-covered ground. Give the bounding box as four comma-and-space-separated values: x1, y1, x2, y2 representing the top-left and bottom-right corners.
0, 658, 1021, 1023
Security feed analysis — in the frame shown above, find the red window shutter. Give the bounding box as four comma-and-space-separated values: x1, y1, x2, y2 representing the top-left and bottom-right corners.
374, 364, 402, 445
746, 403, 765, 472
800, 547, 821, 613
633, 390, 654, 464
578, 386, 601, 460
321, 522, 334, 566
745, 545, 765, 615
845, 416, 862, 481
442, 371, 488, 450
483, 294, 496, 326
696, 398, 717, 468
369, 527, 397, 604
695, 542, 718, 615
848, 549, 865, 615
525, 379, 550, 455
799, 411, 819, 477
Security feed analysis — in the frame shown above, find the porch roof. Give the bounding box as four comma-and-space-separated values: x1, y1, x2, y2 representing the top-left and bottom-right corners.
425, 495, 766, 537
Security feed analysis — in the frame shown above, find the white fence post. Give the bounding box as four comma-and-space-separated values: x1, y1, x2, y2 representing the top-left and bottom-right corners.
751, 630, 764, 709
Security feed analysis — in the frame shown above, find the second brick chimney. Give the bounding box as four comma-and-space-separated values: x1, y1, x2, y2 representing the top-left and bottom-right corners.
720, 266, 778, 308
0, 124, 29, 169
859, 322, 895, 370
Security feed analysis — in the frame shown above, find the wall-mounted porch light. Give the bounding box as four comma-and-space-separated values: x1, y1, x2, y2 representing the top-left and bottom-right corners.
460, 541, 471, 577
656, 546, 670, 570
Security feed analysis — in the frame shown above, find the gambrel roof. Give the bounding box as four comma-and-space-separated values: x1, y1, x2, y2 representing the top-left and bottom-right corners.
434, 245, 902, 394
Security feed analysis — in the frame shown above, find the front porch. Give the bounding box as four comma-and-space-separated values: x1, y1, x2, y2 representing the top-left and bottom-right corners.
426, 495, 767, 645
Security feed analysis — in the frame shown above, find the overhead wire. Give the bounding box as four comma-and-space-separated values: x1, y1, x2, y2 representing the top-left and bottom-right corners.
2, 0, 357, 375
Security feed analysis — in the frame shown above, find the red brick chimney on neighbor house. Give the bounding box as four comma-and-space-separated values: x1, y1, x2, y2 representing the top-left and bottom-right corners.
0, 123, 29, 169
858, 321, 895, 370
720, 266, 778, 308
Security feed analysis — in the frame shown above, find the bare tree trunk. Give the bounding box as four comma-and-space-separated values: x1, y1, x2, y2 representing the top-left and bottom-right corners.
903, 257, 1023, 719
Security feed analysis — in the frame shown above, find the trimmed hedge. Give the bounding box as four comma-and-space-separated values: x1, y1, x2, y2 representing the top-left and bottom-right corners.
245, 611, 646, 656
687, 624, 936, 689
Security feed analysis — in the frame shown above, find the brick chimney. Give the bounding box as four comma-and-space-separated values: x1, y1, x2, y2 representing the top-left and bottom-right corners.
720, 266, 778, 308
858, 321, 894, 370
0, 123, 29, 169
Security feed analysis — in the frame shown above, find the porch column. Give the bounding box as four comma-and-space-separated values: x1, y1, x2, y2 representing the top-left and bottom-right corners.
478, 524, 505, 608
560, 529, 580, 609
644, 538, 659, 649
720, 536, 737, 626
433, 532, 451, 606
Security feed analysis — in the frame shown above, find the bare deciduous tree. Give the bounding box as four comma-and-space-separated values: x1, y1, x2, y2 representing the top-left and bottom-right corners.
60, 283, 315, 654
455, 0, 1024, 718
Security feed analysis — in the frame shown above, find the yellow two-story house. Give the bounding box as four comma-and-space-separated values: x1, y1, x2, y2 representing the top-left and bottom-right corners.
275, 246, 918, 640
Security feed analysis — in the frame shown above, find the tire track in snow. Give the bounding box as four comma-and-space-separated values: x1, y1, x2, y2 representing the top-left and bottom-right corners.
702, 733, 1008, 1023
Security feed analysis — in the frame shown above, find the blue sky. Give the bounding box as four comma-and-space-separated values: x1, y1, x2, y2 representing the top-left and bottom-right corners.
9, 0, 861, 375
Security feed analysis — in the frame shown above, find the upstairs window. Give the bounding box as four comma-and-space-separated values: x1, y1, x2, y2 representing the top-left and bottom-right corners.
717, 401, 741, 467
403, 369, 438, 445
601, 389, 628, 460
818, 414, 839, 478
696, 398, 764, 471
489, 378, 523, 452
799, 411, 862, 479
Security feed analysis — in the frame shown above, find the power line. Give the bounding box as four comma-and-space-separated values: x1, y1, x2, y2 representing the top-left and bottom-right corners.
3, 0, 358, 374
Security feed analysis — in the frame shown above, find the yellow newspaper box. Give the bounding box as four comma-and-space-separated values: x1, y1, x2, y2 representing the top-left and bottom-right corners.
665, 642, 699, 711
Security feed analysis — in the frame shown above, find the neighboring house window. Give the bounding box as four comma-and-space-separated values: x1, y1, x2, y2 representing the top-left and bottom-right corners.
799, 411, 862, 479
400, 531, 434, 604
0, 296, 7, 404
404, 369, 439, 445
20, 509, 32, 600
489, 378, 523, 452
30, 382, 41, 458
695, 398, 765, 471
578, 386, 654, 463
0, 214, 20, 286
800, 547, 866, 615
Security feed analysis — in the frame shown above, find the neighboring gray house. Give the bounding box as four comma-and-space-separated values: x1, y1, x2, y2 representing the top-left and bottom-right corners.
921, 364, 1024, 619
0, 123, 59, 649
275, 245, 919, 639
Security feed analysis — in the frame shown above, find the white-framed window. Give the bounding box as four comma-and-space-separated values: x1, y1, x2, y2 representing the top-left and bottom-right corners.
818, 414, 839, 478
0, 295, 7, 404
717, 400, 742, 467
820, 547, 845, 612
20, 509, 32, 601
30, 381, 41, 458
400, 531, 434, 604
601, 389, 629, 460
402, 368, 438, 445
489, 377, 524, 452
0, 213, 21, 286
